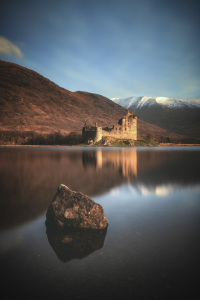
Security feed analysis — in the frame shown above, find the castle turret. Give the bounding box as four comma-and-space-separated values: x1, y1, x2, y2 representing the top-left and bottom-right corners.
94, 126, 102, 142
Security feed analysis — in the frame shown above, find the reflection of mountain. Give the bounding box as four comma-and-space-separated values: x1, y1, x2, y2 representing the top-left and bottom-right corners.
136, 183, 200, 196
46, 226, 107, 262
0, 147, 200, 230
134, 150, 200, 194
121, 148, 200, 195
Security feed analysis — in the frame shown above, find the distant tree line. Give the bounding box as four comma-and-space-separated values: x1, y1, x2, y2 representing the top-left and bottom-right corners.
0, 131, 82, 145
0, 130, 199, 145
145, 133, 200, 144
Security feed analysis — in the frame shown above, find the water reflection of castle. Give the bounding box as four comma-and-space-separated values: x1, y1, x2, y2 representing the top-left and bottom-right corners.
82, 149, 137, 180
2, 148, 199, 231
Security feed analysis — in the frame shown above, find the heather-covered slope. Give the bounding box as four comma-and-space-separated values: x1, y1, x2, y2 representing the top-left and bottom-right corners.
0, 60, 127, 134
0, 60, 189, 142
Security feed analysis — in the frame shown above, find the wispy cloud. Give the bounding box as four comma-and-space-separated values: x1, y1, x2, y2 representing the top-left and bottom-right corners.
1, 1, 199, 100
0, 36, 23, 57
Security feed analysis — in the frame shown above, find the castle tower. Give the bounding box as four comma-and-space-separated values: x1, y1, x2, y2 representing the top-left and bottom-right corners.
94, 126, 102, 142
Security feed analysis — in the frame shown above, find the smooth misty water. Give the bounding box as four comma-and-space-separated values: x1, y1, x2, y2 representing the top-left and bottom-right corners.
0, 147, 200, 300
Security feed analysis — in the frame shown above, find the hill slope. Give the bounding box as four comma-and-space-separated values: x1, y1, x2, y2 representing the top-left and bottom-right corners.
112, 96, 200, 137
0, 60, 128, 134
0, 60, 188, 142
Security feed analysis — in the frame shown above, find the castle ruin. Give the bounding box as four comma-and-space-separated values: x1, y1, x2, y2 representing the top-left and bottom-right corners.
82, 111, 137, 143
82, 122, 102, 143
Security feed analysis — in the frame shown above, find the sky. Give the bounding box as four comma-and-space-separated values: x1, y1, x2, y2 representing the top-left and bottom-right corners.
0, 0, 200, 100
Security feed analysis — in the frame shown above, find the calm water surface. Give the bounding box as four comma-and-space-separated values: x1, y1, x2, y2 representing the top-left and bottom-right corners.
0, 147, 200, 300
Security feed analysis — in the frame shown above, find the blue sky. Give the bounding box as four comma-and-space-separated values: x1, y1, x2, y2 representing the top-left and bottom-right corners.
0, 0, 200, 100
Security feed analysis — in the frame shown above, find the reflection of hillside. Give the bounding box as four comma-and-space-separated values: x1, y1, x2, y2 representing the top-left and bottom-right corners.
46, 226, 107, 262
1, 147, 199, 230
0, 148, 127, 230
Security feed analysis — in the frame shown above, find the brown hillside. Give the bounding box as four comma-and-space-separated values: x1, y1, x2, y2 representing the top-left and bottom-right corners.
0, 60, 127, 134
0, 60, 187, 141
137, 118, 186, 140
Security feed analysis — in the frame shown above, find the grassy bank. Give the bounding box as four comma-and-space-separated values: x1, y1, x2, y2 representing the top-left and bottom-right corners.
83, 137, 158, 147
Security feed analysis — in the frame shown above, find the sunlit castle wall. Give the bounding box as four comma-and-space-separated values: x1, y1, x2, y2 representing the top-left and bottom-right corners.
102, 111, 137, 140
95, 124, 102, 142
82, 112, 137, 143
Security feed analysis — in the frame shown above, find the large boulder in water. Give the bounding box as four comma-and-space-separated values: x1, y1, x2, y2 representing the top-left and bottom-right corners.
46, 184, 108, 229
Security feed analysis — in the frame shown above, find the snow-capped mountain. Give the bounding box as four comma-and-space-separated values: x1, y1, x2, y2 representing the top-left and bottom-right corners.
111, 96, 200, 110
111, 96, 200, 137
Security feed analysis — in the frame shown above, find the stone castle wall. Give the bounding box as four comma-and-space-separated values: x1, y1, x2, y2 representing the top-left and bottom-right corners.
82, 112, 137, 143
102, 114, 137, 140
82, 123, 102, 143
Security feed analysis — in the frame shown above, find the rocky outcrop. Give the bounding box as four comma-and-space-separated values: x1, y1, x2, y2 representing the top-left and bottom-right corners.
46, 184, 108, 229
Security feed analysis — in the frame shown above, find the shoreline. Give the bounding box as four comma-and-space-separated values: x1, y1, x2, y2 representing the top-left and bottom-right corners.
1, 143, 200, 148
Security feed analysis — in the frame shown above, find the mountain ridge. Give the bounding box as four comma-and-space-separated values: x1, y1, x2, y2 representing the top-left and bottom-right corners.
111, 96, 200, 109
112, 96, 200, 137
